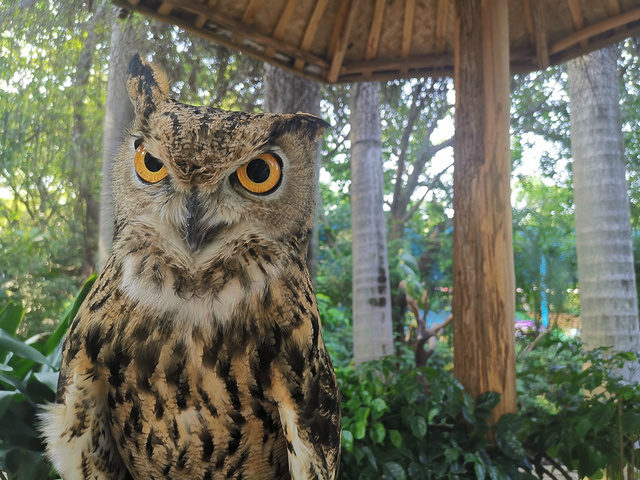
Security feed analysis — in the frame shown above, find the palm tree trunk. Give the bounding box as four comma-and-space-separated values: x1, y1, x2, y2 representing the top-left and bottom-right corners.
98, 9, 137, 269
568, 46, 640, 366
350, 82, 394, 365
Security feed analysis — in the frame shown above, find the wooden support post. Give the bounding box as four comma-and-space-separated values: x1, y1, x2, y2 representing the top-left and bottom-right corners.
452, 0, 516, 424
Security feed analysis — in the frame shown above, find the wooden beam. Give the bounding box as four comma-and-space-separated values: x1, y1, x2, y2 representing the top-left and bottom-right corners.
195, 0, 219, 28
327, 0, 360, 83
339, 67, 454, 83
401, 0, 415, 57
522, 0, 534, 44
240, 0, 263, 25
328, 0, 350, 58
566, 0, 589, 48
293, 0, 329, 70
157, 2, 174, 15
550, 6, 640, 54
435, 0, 449, 54
453, 0, 516, 425
264, 0, 299, 58
567, 0, 585, 30
344, 53, 453, 73
233, 0, 264, 43
113, 0, 327, 82
150, 0, 329, 69
601, 0, 621, 16
551, 21, 640, 66
531, 0, 549, 69
366, 0, 386, 60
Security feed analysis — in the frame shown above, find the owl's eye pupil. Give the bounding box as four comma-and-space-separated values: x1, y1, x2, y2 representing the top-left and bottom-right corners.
236, 153, 282, 195
144, 153, 164, 173
246, 159, 271, 184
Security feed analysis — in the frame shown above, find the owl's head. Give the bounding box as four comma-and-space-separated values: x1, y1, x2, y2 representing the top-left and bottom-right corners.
112, 55, 327, 264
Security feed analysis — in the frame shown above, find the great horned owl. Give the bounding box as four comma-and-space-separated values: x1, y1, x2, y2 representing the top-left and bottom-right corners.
39, 54, 341, 480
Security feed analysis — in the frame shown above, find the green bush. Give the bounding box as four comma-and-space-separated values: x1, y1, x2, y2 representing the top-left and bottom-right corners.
337, 353, 532, 480
517, 328, 640, 479
0, 276, 95, 480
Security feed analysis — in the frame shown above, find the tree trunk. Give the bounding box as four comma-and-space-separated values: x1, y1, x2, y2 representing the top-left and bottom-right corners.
263, 64, 323, 283
568, 47, 640, 371
98, 8, 137, 269
452, 0, 516, 423
350, 82, 394, 365
71, 4, 107, 276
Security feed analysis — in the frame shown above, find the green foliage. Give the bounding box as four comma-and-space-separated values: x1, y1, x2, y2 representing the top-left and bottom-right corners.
338, 353, 532, 480
317, 293, 353, 368
0, 276, 95, 480
512, 176, 577, 317
517, 328, 640, 479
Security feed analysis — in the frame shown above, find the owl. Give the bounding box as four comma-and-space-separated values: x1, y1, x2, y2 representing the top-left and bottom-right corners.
39, 54, 341, 480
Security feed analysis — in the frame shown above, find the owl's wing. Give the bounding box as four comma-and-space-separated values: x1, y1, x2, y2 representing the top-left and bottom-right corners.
271, 341, 342, 480
39, 269, 131, 480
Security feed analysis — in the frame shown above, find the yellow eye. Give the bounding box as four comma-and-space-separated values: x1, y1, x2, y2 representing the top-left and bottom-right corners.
134, 143, 168, 184
236, 153, 282, 194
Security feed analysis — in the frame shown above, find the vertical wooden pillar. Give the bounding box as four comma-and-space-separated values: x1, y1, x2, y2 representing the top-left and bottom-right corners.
452, 0, 516, 422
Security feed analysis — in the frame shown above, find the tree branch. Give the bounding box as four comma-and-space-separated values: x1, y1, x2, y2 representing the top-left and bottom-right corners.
402, 162, 453, 222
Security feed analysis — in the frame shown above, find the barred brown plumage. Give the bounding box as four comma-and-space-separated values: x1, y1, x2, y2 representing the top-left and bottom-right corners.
39, 54, 341, 480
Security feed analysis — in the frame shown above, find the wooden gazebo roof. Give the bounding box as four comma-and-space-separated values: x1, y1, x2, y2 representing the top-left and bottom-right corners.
114, 0, 640, 83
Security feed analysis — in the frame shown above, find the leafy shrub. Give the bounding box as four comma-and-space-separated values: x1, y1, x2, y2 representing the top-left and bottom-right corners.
0, 276, 95, 480
337, 353, 531, 480
318, 293, 354, 368
517, 328, 640, 479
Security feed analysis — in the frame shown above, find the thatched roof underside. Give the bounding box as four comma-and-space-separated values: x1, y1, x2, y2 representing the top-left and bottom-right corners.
114, 0, 640, 83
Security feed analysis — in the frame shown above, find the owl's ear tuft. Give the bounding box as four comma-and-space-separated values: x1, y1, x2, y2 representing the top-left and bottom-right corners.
126, 54, 170, 117
270, 113, 330, 143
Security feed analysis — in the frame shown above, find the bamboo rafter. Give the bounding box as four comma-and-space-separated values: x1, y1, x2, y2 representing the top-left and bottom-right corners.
293, 0, 329, 70
327, 0, 360, 82
365, 0, 386, 61
434, 0, 448, 54
264, 0, 299, 58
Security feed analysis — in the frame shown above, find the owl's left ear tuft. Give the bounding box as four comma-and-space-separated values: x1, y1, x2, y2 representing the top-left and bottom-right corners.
126, 54, 170, 117
270, 113, 330, 143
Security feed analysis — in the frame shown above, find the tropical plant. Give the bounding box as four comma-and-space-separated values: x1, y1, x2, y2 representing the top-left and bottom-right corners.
0, 276, 95, 480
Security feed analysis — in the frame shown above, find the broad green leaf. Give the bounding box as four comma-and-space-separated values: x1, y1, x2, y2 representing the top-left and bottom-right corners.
32, 371, 59, 394
588, 405, 612, 432
474, 459, 486, 480
353, 420, 367, 440
496, 428, 526, 460
44, 274, 97, 358
361, 446, 377, 469
621, 411, 640, 433
0, 330, 53, 368
341, 429, 354, 452
0, 390, 17, 417
371, 398, 388, 418
369, 422, 385, 444
476, 391, 500, 418
383, 461, 407, 480
0, 303, 25, 337
410, 415, 427, 438
389, 429, 402, 449
575, 417, 591, 439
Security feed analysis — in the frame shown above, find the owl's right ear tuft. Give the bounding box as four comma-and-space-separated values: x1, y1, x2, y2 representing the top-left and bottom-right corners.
126, 54, 170, 117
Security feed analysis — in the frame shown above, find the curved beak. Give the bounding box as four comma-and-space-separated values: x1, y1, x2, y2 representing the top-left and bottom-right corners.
185, 192, 226, 253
